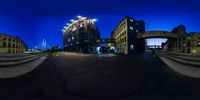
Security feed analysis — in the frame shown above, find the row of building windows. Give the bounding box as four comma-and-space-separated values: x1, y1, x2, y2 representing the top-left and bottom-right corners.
113, 20, 127, 37
0, 34, 27, 53
116, 37, 127, 44
7, 49, 23, 53
0, 42, 23, 48
115, 31, 127, 41
65, 18, 96, 35
114, 25, 127, 37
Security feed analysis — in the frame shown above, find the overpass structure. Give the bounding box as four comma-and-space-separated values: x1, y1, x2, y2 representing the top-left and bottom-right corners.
137, 31, 179, 39
96, 38, 115, 43
96, 31, 178, 44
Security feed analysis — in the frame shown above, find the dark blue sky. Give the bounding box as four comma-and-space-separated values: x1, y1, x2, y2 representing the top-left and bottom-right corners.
0, 0, 200, 48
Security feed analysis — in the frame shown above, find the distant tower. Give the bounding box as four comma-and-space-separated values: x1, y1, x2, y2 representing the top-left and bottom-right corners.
42, 39, 47, 51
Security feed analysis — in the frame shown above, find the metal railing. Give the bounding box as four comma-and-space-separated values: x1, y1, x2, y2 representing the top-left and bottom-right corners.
0, 54, 40, 67
156, 51, 200, 67
137, 31, 178, 39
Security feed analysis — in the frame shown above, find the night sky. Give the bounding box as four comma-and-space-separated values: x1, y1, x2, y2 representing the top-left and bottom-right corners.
0, 0, 200, 48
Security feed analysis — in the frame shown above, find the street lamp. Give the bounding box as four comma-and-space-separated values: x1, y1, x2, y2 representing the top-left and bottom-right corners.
92, 19, 97, 22
70, 19, 74, 22
77, 16, 82, 18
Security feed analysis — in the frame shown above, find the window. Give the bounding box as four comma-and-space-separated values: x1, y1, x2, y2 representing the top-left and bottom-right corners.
68, 38, 71, 42
136, 30, 139, 33
130, 45, 134, 50
72, 27, 77, 31
130, 26, 133, 30
130, 19, 134, 22
3, 36, 6, 40
72, 36, 74, 40
8, 43, 11, 48
80, 24, 84, 28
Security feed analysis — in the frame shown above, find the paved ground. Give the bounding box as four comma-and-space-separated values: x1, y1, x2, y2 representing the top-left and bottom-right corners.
0, 52, 200, 99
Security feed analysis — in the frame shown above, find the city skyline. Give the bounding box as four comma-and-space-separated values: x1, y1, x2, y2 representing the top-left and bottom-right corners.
0, 0, 199, 48
1, 0, 200, 98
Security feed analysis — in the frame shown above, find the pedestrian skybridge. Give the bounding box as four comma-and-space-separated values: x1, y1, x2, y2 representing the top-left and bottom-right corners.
96, 38, 115, 43
137, 31, 179, 39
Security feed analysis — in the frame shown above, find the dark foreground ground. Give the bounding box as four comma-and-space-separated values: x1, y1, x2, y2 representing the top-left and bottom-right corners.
0, 52, 200, 100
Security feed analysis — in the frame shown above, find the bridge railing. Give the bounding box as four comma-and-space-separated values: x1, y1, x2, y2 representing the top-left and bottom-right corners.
96, 38, 115, 43
0, 54, 41, 66
0, 53, 47, 78
137, 32, 178, 39
156, 51, 200, 67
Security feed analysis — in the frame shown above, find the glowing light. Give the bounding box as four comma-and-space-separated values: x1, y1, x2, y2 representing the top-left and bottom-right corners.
70, 19, 74, 22
67, 23, 70, 25
81, 17, 86, 20
73, 20, 78, 23
110, 47, 115, 50
96, 47, 101, 51
72, 27, 77, 31
92, 19, 97, 22
191, 49, 197, 54
80, 24, 83, 27
77, 16, 82, 18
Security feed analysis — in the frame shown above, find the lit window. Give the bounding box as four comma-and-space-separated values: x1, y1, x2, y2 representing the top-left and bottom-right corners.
130, 26, 133, 30
68, 38, 71, 42
136, 30, 139, 33
72, 27, 76, 31
130, 45, 134, 50
72, 36, 74, 40
80, 24, 84, 27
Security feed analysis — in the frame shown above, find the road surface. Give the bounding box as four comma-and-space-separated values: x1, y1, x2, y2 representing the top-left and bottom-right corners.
0, 52, 200, 99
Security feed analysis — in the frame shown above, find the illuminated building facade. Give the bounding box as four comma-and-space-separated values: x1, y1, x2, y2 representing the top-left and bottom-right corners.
63, 16, 100, 53
0, 33, 27, 53
173, 32, 200, 54
163, 25, 200, 54
111, 16, 145, 54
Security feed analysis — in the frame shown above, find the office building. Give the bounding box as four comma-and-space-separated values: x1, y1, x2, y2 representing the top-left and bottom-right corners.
174, 32, 200, 54
0, 33, 27, 53
111, 16, 145, 54
63, 16, 100, 53
164, 25, 200, 54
